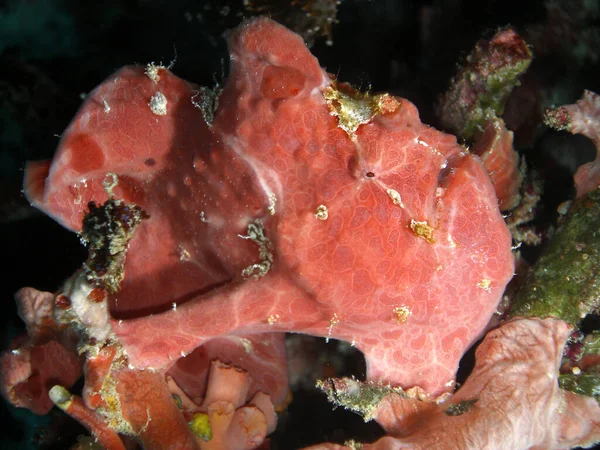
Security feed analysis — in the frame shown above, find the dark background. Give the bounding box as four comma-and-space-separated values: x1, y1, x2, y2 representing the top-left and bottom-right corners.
1, 0, 599, 448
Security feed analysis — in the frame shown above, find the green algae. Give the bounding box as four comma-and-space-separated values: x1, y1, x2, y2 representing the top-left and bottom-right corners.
316, 377, 404, 422
510, 188, 600, 326
444, 398, 478, 416
438, 28, 532, 141
583, 331, 600, 355
559, 372, 600, 403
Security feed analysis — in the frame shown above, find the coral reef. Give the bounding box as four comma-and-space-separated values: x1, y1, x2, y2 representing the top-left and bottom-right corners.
309, 317, 600, 450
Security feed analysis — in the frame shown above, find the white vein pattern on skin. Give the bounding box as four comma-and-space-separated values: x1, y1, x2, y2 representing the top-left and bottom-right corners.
221, 133, 283, 226
216, 69, 330, 225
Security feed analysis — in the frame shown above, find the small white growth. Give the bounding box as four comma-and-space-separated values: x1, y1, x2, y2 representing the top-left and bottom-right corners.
56, 272, 112, 343
477, 279, 492, 292
103, 172, 119, 197
149, 92, 168, 116
315, 204, 329, 220
386, 189, 404, 207
178, 245, 192, 262
447, 234, 458, 248
267, 193, 277, 215
72, 183, 82, 205
392, 305, 411, 324
430, 147, 444, 159
326, 313, 340, 343
102, 97, 111, 113
200, 211, 208, 223
145, 62, 164, 83
267, 314, 280, 326
240, 338, 253, 353
239, 219, 274, 279
138, 408, 152, 434
49, 385, 72, 408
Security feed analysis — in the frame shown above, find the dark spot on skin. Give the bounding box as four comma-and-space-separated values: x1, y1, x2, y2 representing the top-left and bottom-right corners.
144, 158, 156, 166
444, 398, 478, 416
366, 172, 375, 178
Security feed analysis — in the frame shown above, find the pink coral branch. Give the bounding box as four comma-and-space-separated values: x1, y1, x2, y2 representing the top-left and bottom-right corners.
544, 90, 600, 198
201, 360, 252, 408
176, 360, 277, 450
306, 318, 600, 449
49, 385, 127, 450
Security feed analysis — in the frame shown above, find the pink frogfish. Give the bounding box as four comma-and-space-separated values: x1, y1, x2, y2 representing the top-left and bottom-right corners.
2, 17, 514, 450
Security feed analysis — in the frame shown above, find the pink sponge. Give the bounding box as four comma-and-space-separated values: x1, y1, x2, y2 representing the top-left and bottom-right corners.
24, 17, 513, 398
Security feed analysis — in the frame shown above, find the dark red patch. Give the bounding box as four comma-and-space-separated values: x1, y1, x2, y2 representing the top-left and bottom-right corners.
65, 134, 105, 173
260, 65, 306, 100
55, 294, 71, 309
88, 288, 106, 303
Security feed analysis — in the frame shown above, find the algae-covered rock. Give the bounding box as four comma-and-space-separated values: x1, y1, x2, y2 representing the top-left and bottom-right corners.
510, 188, 600, 326
438, 27, 532, 141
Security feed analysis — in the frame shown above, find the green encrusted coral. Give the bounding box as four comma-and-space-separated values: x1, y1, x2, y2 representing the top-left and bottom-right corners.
583, 331, 600, 355
510, 188, 600, 326
561, 331, 600, 405
438, 27, 532, 141
80, 175, 148, 293
559, 372, 600, 403
316, 377, 405, 422
444, 398, 478, 416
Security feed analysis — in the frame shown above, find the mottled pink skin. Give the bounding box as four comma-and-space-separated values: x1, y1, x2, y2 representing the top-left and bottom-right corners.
306, 318, 600, 450
471, 118, 522, 211
23, 18, 513, 398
